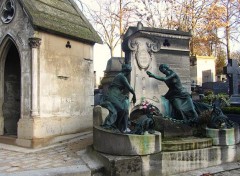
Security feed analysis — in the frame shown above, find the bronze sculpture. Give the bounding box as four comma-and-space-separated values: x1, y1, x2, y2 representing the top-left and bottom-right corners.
147, 64, 199, 125
146, 64, 235, 128
101, 64, 136, 133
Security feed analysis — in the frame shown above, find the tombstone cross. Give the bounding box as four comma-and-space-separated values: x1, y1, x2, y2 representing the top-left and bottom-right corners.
223, 59, 240, 95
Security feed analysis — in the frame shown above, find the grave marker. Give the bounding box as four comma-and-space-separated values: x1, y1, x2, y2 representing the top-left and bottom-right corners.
223, 59, 240, 95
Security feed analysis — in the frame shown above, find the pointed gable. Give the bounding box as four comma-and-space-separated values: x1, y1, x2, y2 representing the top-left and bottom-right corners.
19, 0, 102, 44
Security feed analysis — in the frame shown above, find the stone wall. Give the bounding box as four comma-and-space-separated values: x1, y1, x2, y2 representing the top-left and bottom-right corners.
0, 0, 95, 147
0, 0, 34, 135
28, 31, 94, 138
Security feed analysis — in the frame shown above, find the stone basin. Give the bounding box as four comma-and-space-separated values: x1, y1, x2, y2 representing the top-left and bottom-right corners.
206, 126, 240, 146
93, 126, 161, 156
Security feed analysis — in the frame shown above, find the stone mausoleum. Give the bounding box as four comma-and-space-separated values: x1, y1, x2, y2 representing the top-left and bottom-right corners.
121, 22, 192, 114
0, 0, 101, 147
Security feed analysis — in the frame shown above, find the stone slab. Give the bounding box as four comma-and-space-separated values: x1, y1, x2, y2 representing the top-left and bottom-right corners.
93, 144, 239, 176
93, 126, 161, 156
95, 152, 142, 176
162, 137, 212, 151
153, 116, 194, 138
0, 165, 91, 176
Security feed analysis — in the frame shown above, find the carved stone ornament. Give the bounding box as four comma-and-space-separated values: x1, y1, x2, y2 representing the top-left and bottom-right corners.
29, 37, 41, 48
1, 0, 16, 24
128, 39, 160, 69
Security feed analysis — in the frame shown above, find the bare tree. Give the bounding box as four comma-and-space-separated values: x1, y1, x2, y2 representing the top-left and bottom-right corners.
78, 0, 136, 57
215, 0, 240, 59
132, 0, 179, 29
231, 50, 240, 64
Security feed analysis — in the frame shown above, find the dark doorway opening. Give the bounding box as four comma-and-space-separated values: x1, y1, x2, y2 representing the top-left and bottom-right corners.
3, 44, 21, 135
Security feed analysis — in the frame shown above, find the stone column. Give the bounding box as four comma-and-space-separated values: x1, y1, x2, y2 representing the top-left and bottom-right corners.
29, 37, 41, 117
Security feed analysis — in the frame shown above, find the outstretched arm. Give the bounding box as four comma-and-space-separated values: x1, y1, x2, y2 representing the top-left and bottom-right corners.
146, 71, 165, 81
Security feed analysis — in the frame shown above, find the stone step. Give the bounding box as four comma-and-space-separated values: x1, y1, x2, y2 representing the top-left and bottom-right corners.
0, 165, 91, 176
162, 137, 213, 151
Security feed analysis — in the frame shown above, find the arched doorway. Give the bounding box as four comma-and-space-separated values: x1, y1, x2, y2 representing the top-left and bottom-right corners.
2, 42, 21, 135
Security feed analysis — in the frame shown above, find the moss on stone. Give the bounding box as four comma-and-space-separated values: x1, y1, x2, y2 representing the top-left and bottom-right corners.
19, 0, 102, 44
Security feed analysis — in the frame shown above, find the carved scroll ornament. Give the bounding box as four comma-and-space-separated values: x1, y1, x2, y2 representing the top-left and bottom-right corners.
128, 39, 160, 70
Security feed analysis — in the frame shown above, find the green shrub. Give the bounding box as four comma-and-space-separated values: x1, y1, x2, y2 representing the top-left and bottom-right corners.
222, 107, 240, 114
202, 93, 230, 108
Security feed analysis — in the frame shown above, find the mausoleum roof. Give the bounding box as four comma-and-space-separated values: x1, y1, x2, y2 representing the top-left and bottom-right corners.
19, 0, 102, 44
124, 24, 192, 39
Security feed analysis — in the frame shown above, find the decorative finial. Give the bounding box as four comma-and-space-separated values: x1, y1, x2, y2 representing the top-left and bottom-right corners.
137, 21, 143, 30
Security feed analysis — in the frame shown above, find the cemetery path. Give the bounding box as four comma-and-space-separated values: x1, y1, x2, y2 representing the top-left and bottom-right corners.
0, 131, 93, 176
0, 130, 239, 176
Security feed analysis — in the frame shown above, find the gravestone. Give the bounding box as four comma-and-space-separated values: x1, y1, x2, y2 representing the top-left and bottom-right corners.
202, 82, 228, 94
100, 57, 124, 95
223, 59, 240, 95
223, 59, 240, 106
122, 22, 192, 113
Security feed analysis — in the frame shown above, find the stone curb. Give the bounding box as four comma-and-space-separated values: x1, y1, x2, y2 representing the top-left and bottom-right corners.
0, 131, 92, 153
173, 162, 240, 176
0, 165, 91, 176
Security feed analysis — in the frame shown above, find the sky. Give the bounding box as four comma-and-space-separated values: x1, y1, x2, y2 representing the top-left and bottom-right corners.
75, 0, 239, 86
74, 0, 122, 85
93, 44, 121, 85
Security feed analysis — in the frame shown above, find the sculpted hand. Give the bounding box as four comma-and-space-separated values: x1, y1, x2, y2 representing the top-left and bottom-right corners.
146, 71, 154, 78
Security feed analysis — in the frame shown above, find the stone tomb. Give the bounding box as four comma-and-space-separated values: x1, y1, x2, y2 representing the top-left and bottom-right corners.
93, 106, 240, 176
93, 23, 240, 175
122, 22, 192, 114
0, 0, 101, 147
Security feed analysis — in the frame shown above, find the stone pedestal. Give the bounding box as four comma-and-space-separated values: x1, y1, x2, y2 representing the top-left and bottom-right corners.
93, 126, 161, 156
206, 126, 240, 146
92, 106, 240, 175
92, 144, 239, 176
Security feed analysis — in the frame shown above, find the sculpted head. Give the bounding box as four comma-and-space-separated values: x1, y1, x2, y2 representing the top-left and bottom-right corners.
122, 64, 132, 73
159, 64, 169, 73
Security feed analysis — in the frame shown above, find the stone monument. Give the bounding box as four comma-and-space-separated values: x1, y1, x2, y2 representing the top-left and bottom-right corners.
223, 59, 240, 106
0, 0, 102, 148
92, 23, 240, 176
122, 22, 192, 115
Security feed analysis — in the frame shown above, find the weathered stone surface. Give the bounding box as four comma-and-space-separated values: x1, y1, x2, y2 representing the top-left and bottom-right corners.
95, 152, 142, 176
122, 24, 192, 113
92, 144, 239, 176
0, 0, 34, 136
93, 106, 109, 126
162, 137, 212, 151
0, 0, 99, 147
18, 0, 102, 44
206, 126, 240, 146
153, 116, 194, 138
93, 126, 161, 156
101, 57, 124, 94
160, 145, 238, 175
